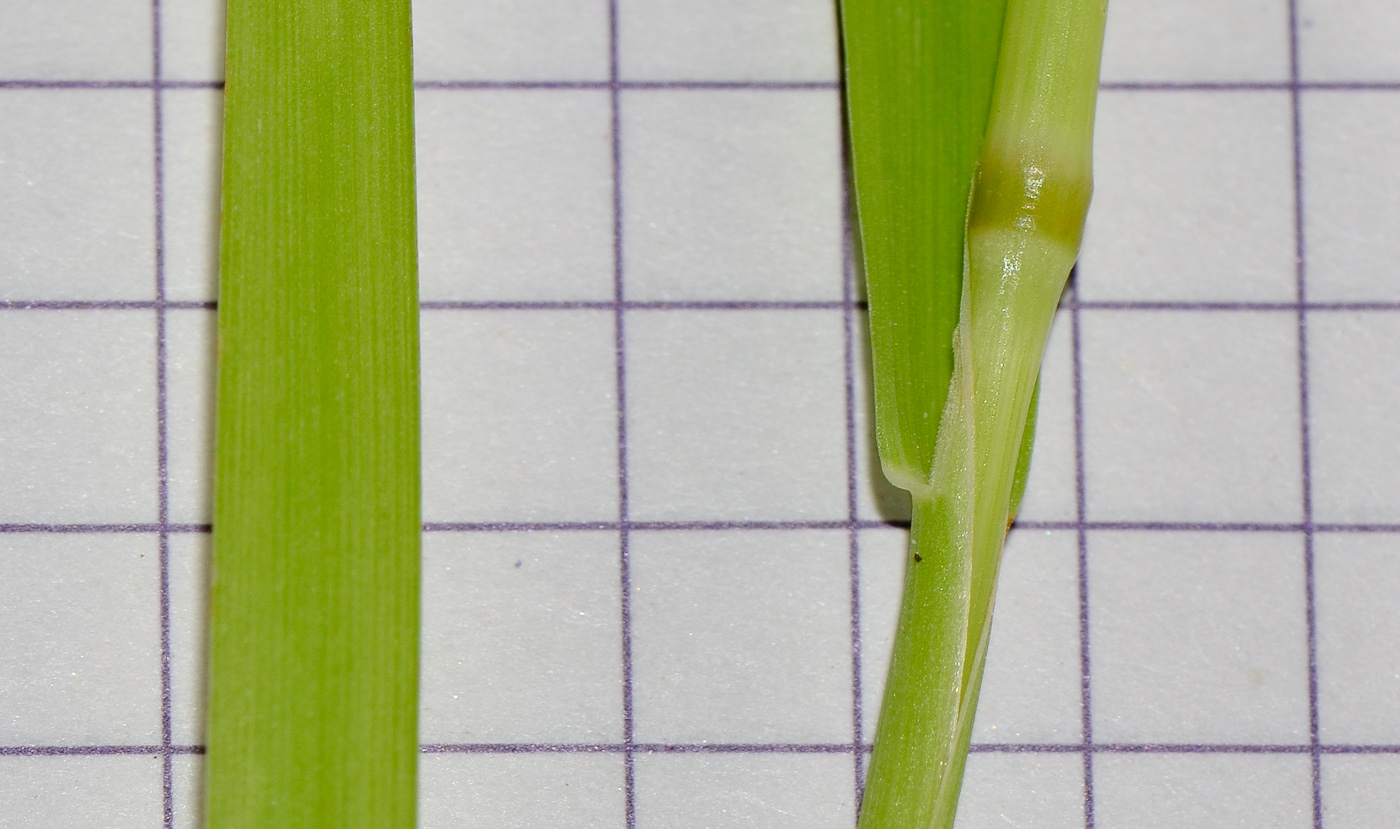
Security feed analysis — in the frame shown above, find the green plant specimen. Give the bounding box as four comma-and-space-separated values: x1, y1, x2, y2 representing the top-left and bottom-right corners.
842, 0, 1108, 826
206, 0, 420, 826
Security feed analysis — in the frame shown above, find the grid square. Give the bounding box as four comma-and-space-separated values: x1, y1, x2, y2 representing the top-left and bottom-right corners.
630, 530, 852, 744
416, 89, 615, 303
1099, 0, 1290, 83
0, 90, 154, 302
633, 753, 855, 829
0, 0, 152, 81
418, 531, 623, 743
0, 534, 160, 744
166, 309, 215, 527
172, 755, 203, 829
0, 311, 157, 524
1012, 310, 1078, 524
0, 756, 162, 826
419, 753, 625, 829
857, 526, 905, 742
1088, 531, 1310, 744
973, 530, 1083, 745
1300, 92, 1400, 303
858, 529, 1082, 745
1080, 310, 1302, 523
161, 88, 223, 304
620, 90, 845, 302
420, 309, 619, 523
159, 0, 224, 82
1299, 0, 1400, 82
1078, 91, 1296, 303
617, 0, 839, 82
956, 753, 1084, 828
412, 0, 610, 82
1322, 755, 1400, 828
169, 533, 209, 746
1093, 754, 1314, 828
1315, 534, 1400, 744
625, 310, 847, 521
1308, 313, 1400, 523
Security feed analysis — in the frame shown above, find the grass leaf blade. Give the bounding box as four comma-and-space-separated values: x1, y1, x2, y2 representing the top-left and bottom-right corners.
840, 0, 1008, 493
206, 1, 421, 826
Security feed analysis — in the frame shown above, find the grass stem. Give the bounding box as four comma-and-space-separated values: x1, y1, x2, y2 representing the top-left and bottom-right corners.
851, 0, 1108, 826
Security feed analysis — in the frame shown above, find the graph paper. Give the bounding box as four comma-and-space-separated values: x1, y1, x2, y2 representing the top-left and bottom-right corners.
0, 0, 1398, 826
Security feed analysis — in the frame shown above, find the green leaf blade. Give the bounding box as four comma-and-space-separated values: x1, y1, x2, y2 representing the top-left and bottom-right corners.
840, 0, 1008, 492
207, 1, 420, 827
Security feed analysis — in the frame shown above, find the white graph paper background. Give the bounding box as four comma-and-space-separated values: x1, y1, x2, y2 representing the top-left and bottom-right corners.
0, 0, 1398, 826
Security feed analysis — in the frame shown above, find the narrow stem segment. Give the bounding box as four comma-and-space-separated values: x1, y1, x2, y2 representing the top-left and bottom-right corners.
858, 0, 1107, 827
207, 1, 420, 827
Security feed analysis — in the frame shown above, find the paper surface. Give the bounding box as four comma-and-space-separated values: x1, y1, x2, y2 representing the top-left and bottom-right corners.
1, 0, 1399, 826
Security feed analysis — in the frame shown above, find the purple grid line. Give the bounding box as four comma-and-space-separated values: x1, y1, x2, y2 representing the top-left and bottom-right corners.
840, 149, 867, 816
422, 519, 1400, 534
0, 80, 198, 89
1101, 81, 1400, 91
0, 745, 203, 757
1287, 0, 1325, 825
0, 80, 842, 91
607, 4, 637, 828
11, 739, 1400, 756
978, 743, 1400, 755
8, 298, 1400, 313
0, 300, 214, 311
13, 519, 1400, 535
150, 1, 175, 827
3, 79, 1399, 92
1070, 274, 1097, 829
0, 80, 219, 89
0, 522, 196, 533
422, 299, 850, 310
418, 80, 840, 91
1074, 300, 1400, 312
637, 743, 857, 754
